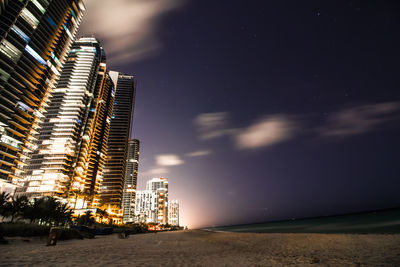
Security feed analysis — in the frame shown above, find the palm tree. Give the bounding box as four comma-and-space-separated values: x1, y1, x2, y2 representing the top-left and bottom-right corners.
0, 192, 10, 221
55, 202, 73, 226
8, 195, 28, 222
77, 210, 95, 226
96, 208, 109, 224
23, 197, 44, 224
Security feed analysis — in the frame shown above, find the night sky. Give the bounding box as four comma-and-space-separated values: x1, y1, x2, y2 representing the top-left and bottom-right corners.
80, 0, 400, 228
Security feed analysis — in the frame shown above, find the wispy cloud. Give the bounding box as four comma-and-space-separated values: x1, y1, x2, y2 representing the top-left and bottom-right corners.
141, 167, 169, 176
234, 115, 298, 150
80, 0, 185, 64
318, 102, 400, 137
156, 154, 184, 166
193, 101, 400, 150
186, 150, 213, 157
194, 112, 233, 140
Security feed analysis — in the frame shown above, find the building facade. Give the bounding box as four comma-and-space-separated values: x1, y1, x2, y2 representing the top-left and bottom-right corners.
122, 139, 139, 223
135, 177, 169, 224
100, 72, 135, 212
168, 200, 179, 226
134, 189, 158, 224
0, 0, 85, 194
18, 38, 114, 209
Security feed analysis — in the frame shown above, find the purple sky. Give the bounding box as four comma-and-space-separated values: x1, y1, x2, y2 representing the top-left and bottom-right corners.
79, 0, 400, 228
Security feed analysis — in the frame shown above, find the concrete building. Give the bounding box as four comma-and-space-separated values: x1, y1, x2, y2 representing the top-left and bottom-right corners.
135, 177, 169, 224
168, 200, 179, 226
0, 0, 85, 194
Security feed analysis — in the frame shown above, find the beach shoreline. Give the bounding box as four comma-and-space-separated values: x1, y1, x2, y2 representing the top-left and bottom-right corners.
1, 230, 400, 266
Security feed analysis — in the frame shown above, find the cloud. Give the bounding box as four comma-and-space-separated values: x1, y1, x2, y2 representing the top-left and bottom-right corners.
156, 154, 184, 166
141, 167, 169, 176
318, 102, 400, 137
193, 101, 400, 151
80, 0, 185, 64
234, 115, 298, 150
186, 150, 212, 157
194, 112, 233, 140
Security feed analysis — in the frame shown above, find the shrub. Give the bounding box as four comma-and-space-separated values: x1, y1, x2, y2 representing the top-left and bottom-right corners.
1, 223, 50, 237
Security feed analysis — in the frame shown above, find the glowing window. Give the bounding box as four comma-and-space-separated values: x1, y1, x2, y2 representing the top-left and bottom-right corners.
20, 8, 39, 29
11, 25, 30, 43
25, 45, 47, 66
31, 0, 45, 14
0, 39, 22, 62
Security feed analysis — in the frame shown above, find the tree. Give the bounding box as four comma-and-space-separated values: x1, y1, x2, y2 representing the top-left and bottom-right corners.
55, 202, 73, 226
77, 210, 95, 226
7, 195, 28, 222
96, 208, 108, 224
0, 192, 10, 220
23, 197, 44, 224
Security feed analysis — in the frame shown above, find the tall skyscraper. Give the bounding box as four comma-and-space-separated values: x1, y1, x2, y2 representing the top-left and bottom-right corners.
18, 38, 115, 209
168, 200, 179, 226
100, 72, 135, 212
122, 139, 139, 223
135, 177, 169, 224
0, 0, 85, 194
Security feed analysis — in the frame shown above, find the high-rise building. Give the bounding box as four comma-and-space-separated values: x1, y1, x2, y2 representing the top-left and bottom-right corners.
146, 177, 168, 191
168, 200, 179, 226
135, 189, 158, 223
0, 0, 85, 194
122, 139, 139, 223
18, 38, 115, 209
100, 72, 135, 211
135, 177, 169, 224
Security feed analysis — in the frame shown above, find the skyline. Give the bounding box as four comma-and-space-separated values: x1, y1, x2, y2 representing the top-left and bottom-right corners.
80, 0, 400, 228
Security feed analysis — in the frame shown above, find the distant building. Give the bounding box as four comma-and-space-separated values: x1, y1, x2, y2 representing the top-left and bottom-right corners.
135, 190, 158, 223
17, 38, 114, 210
146, 177, 168, 191
122, 139, 140, 223
168, 200, 179, 226
101, 72, 135, 213
0, 0, 85, 194
135, 177, 169, 224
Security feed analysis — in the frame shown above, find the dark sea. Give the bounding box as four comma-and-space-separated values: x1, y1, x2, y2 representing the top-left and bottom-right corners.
204, 209, 400, 234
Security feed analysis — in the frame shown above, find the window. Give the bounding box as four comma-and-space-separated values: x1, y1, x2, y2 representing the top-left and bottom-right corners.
0, 39, 22, 62
31, 0, 46, 14
11, 25, 30, 43
20, 8, 39, 29
0, 68, 10, 82
45, 15, 56, 28
25, 45, 47, 66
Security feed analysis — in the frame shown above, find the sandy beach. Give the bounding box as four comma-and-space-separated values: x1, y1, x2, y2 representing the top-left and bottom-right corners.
1, 230, 400, 266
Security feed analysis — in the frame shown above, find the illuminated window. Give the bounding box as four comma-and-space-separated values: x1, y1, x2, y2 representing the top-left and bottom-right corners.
25, 45, 47, 66
0, 68, 10, 82
20, 8, 39, 29
63, 23, 73, 39
31, 0, 46, 14
11, 25, 30, 43
45, 15, 56, 28
0, 39, 22, 62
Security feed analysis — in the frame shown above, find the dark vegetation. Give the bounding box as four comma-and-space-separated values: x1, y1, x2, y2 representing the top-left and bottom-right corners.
0, 192, 174, 241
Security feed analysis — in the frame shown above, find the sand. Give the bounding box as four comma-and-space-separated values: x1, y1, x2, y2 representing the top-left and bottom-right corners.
1, 230, 400, 266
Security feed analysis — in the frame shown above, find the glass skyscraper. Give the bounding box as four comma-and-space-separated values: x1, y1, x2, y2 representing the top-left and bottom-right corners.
0, 0, 85, 194
19, 37, 115, 210
122, 139, 140, 223
101, 72, 135, 213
